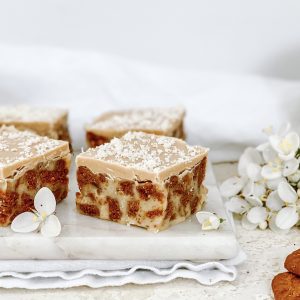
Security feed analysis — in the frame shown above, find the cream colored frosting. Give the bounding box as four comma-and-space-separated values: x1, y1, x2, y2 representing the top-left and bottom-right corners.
86, 106, 185, 136
76, 131, 208, 182
0, 105, 68, 123
0, 126, 70, 179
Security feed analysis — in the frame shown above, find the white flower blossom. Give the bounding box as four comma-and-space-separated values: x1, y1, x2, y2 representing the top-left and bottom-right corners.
196, 212, 224, 231
270, 132, 300, 161
261, 157, 298, 180
221, 123, 300, 233
11, 187, 61, 237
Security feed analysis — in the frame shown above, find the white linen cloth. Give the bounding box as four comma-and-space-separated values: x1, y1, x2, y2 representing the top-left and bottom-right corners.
1, 44, 300, 162
0, 250, 246, 289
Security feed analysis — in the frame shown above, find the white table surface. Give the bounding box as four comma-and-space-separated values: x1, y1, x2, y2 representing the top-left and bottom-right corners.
1, 163, 299, 300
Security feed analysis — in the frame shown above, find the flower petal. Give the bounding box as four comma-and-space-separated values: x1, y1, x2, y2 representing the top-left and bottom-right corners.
262, 145, 278, 164
247, 207, 268, 224
207, 216, 221, 230
196, 211, 213, 224
270, 132, 299, 161
269, 215, 289, 234
278, 122, 291, 137
256, 142, 269, 152
278, 181, 298, 204
261, 165, 282, 180
11, 212, 40, 233
288, 171, 300, 183
279, 152, 297, 161
242, 180, 254, 198
226, 196, 250, 214
40, 215, 61, 237
243, 181, 264, 207
196, 212, 221, 230
269, 135, 281, 153
238, 148, 263, 177
241, 214, 258, 230
34, 187, 56, 216
285, 132, 300, 152
283, 158, 299, 177
266, 191, 284, 212
267, 177, 286, 190
246, 197, 263, 207
275, 207, 299, 230
246, 163, 262, 182
220, 177, 245, 198
196, 211, 215, 224
253, 182, 266, 198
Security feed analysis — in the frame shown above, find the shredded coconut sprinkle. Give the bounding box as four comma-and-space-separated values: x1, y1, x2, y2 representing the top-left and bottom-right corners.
83, 131, 207, 173
0, 126, 65, 166
88, 106, 185, 132
0, 105, 67, 123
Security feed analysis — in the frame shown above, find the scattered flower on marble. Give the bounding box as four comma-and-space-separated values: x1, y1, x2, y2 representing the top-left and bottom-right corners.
221, 122, 300, 233
196, 211, 225, 231
11, 187, 61, 237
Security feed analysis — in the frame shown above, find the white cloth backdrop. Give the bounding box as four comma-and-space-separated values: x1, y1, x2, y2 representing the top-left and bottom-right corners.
0, 44, 300, 162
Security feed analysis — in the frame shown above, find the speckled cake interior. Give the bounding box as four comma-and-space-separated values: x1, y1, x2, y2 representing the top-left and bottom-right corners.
0, 126, 71, 226
76, 132, 208, 231
85, 106, 185, 147
0, 105, 71, 144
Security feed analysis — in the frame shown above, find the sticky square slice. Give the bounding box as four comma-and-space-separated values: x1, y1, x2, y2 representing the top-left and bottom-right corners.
76, 131, 208, 231
0, 105, 71, 144
0, 126, 71, 226
85, 106, 185, 148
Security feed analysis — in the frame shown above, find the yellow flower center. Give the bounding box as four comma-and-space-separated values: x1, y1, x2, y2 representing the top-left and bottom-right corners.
279, 138, 292, 154
40, 211, 47, 221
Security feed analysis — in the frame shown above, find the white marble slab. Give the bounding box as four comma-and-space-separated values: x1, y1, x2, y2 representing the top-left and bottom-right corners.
0, 161, 239, 260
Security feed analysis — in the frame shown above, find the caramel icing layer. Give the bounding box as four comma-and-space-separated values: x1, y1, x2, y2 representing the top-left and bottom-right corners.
0, 105, 68, 123
76, 131, 208, 182
86, 106, 185, 136
0, 126, 70, 179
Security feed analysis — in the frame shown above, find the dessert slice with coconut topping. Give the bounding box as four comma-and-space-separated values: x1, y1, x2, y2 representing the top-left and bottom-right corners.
0, 105, 72, 145
85, 106, 185, 147
76, 131, 208, 231
0, 126, 71, 226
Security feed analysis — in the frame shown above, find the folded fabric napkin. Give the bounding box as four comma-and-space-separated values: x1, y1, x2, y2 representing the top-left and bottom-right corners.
0, 249, 246, 289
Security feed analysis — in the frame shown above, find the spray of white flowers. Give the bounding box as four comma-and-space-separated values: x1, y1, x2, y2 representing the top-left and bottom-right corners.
220, 123, 300, 233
